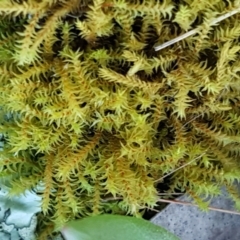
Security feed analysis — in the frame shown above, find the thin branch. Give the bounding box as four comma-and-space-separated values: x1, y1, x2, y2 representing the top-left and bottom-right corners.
158, 198, 240, 216
158, 192, 184, 196
154, 152, 206, 183
101, 196, 123, 202
145, 207, 161, 213
154, 29, 196, 51
154, 7, 240, 51
181, 114, 202, 130
101, 195, 240, 216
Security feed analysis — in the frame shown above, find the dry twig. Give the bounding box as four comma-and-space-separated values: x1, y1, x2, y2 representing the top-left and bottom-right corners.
158, 198, 240, 216
154, 7, 240, 51
154, 152, 206, 183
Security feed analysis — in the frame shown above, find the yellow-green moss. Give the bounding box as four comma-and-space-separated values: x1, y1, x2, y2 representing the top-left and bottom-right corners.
0, 0, 240, 237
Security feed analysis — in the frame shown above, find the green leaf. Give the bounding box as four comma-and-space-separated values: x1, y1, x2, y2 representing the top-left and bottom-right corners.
61, 214, 179, 240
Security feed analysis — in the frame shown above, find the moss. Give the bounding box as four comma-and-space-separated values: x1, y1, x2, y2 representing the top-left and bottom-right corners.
0, 0, 240, 237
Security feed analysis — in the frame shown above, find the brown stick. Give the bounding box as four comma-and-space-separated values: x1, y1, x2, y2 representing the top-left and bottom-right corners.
154, 7, 240, 51
154, 152, 206, 183
158, 198, 240, 215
